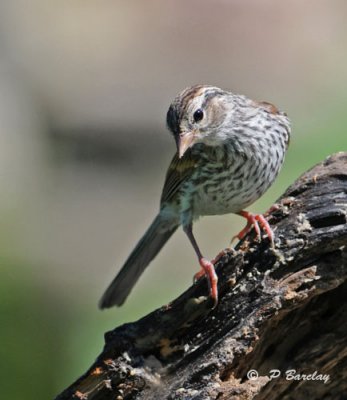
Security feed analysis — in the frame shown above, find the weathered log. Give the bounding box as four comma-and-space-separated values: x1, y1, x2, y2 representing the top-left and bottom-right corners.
56, 152, 347, 400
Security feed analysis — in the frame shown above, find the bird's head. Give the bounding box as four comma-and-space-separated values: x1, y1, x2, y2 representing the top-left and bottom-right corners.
166, 85, 233, 158
166, 85, 290, 158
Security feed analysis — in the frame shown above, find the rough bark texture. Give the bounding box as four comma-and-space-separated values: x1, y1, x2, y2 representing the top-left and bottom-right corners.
56, 153, 347, 400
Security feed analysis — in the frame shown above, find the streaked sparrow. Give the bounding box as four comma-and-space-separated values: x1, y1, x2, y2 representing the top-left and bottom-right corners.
99, 85, 291, 309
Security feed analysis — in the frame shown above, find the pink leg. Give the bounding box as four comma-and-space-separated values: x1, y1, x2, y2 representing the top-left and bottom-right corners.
199, 258, 218, 308
255, 214, 274, 246
193, 249, 228, 283
231, 210, 274, 246
184, 223, 219, 308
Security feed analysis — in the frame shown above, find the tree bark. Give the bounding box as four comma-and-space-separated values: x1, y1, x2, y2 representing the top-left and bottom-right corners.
56, 152, 347, 400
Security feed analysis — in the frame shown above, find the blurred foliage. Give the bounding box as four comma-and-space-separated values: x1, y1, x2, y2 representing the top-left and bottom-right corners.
1, 258, 61, 399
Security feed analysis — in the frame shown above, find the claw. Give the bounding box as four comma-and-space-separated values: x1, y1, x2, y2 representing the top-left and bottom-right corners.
196, 258, 218, 308
255, 214, 274, 247
232, 210, 274, 247
211, 249, 228, 265
193, 268, 205, 283
184, 223, 219, 308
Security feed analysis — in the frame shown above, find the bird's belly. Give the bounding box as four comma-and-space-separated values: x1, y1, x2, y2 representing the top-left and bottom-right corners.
192, 179, 246, 216
191, 158, 281, 217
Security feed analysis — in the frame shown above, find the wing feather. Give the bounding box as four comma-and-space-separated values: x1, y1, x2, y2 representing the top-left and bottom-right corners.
160, 151, 198, 204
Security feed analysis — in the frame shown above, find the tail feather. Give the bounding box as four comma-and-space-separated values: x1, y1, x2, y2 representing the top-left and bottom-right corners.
99, 214, 178, 309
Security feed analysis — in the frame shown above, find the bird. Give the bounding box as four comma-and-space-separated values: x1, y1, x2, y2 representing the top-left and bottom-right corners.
99, 85, 291, 309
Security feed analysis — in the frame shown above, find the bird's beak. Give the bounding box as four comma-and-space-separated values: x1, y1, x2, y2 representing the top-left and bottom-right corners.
177, 131, 196, 158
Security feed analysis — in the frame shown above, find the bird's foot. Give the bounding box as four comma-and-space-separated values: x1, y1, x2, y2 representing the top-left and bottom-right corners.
264, 203, 280, 217
193, 248, 228, 283
193, 268, 206, 282
264, 197, 296, 219
231, 210, 274, 247
211, 249, 229, 265
193, 258, 218, 308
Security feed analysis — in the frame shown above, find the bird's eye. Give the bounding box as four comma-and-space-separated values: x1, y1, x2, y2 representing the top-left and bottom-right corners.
193, 109, 204, 123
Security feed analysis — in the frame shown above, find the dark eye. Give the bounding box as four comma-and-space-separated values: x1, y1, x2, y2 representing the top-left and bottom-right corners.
193, 109, 204, 123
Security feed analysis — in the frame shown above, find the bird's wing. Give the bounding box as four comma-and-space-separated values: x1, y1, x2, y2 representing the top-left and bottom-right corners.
160, 151, 198, 204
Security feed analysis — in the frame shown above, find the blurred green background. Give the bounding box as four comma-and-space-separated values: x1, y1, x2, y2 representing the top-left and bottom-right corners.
0, 1, 346, 398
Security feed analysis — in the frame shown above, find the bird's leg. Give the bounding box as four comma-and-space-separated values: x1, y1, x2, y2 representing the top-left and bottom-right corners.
183, 223, 218, 308
231, 210, 274, 246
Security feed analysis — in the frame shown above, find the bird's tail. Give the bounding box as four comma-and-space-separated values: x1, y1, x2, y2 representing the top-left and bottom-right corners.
99, 214, 178, 309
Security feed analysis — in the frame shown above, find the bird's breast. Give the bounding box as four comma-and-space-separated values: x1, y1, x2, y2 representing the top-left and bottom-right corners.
185, 141, 286, 218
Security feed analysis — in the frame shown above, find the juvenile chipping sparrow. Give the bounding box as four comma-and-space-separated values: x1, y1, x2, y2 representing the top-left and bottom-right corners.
99, 85, 290, 309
